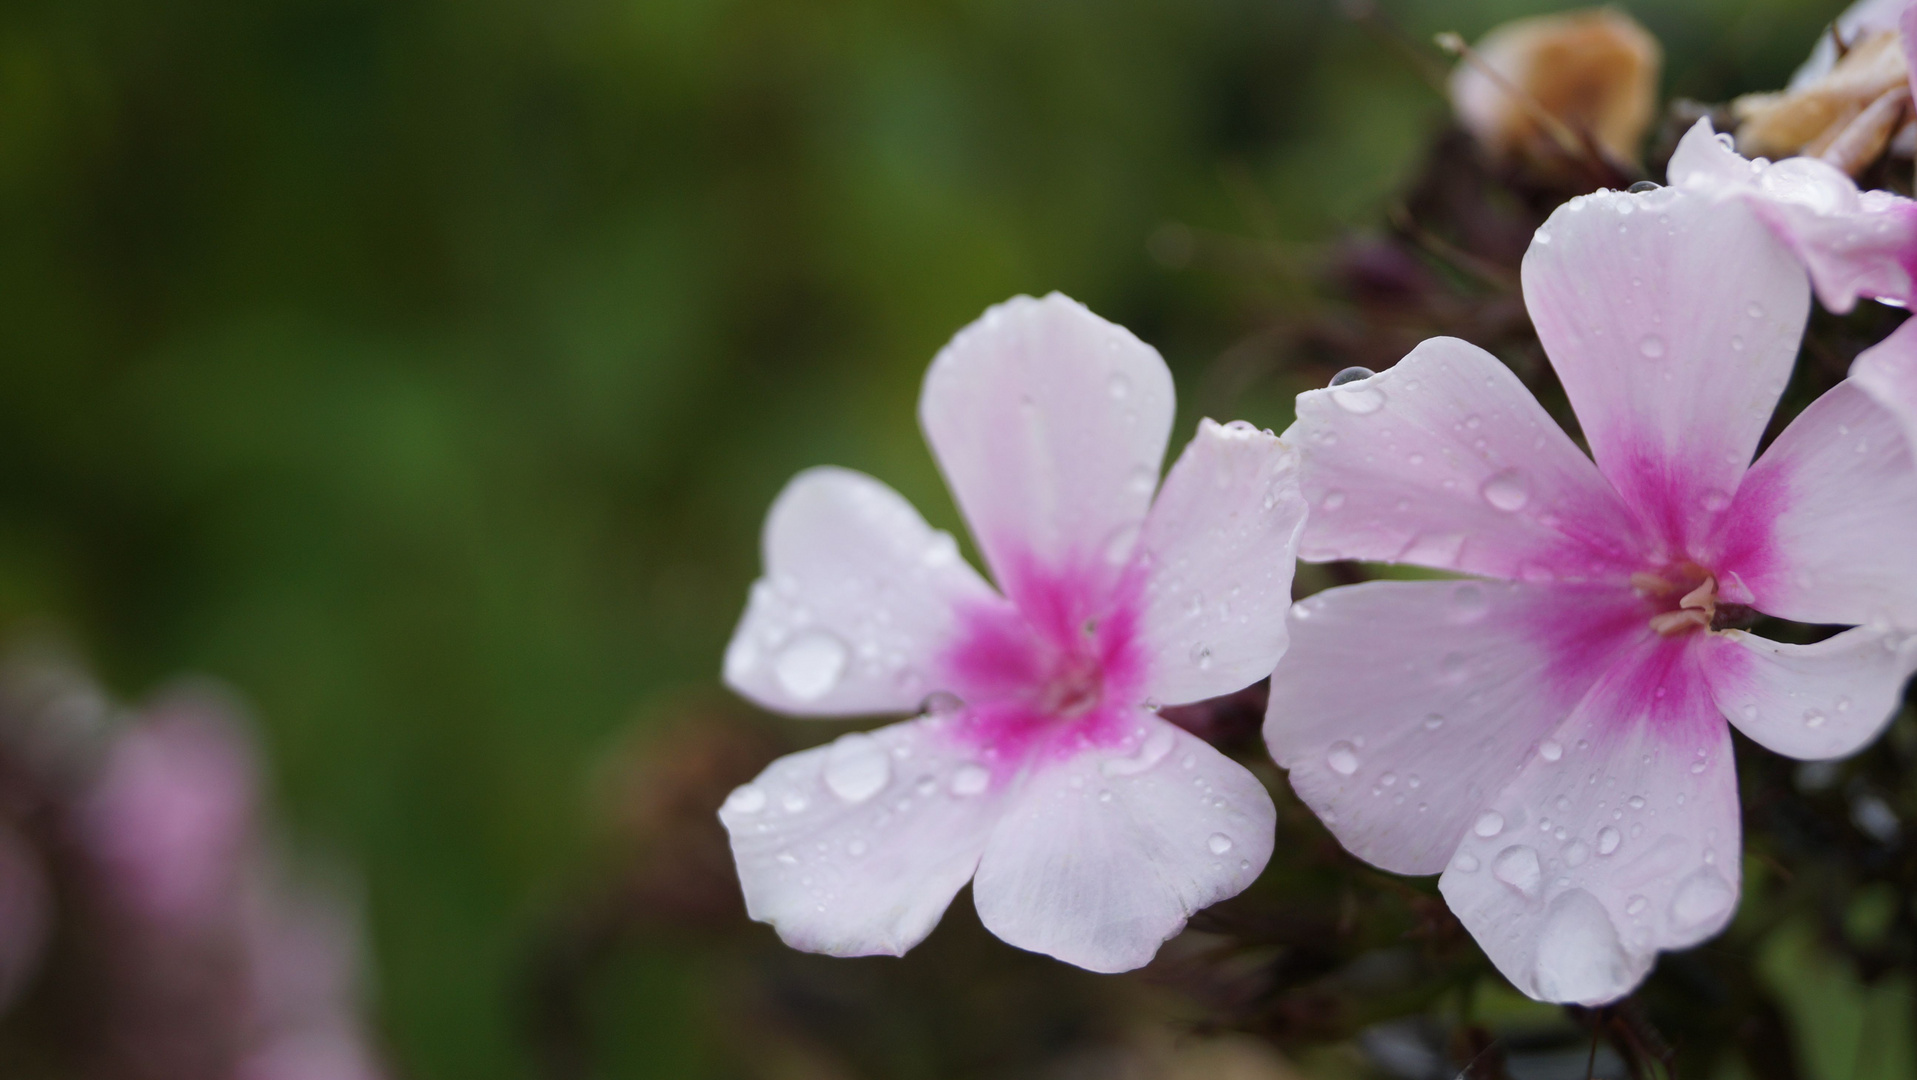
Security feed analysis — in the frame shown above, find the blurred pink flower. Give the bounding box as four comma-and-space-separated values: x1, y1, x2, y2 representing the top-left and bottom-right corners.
1669, 118, 1917, 313
1265, 185, 1917, 1003
79, 696, 258, 928
720, 293, 1307, 972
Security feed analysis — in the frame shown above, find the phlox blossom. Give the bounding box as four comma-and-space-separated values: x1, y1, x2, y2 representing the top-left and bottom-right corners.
1264, 183, 1917, 1003
720, 294, 1307, 972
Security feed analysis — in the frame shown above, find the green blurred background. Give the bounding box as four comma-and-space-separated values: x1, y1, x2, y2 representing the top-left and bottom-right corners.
0, 0, 1854, 1075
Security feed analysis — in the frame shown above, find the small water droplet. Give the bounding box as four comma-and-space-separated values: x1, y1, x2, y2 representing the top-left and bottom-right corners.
781, 792, 808, 813
1626, 894, 1647, 916
775, 630, 849, 701
823, 733, 891, 804
1321, 490, 1346, 511
1423, 713, 1445, 731
922, 532, 959, 567
1474, 810, 1506, 838
1328, 366, 1375, 387
725, 786, 767, 815
1207, 833, 1234, 855
775, 850, 799, 866
950, 764, 990, 796
1700, 489, 1731, 512
1107, 373, 1130, 399
1331, 384, 1385, 414
1453, 852, 1481, 872
1638, 336, 1665, 359
1670, 868, 1735, 928
1539, 740, 1564, 763
1128, 466, 1157, 495
1102, 726, 1177, 777
1493, 845, 1542, 897
1627, 795, 1645, 810
1326, 741, 1361, 776
1480, 468, 1530, 512
1747, 301, 1765, 319
1597, 826, 1621, 855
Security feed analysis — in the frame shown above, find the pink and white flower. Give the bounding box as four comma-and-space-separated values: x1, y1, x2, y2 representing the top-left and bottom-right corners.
1264, 185, 1917, 1003
720, 293, 1306, 972
1669, 117, 1917, 313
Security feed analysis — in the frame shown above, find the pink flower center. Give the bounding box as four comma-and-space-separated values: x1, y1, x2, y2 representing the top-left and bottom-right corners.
1631, 563, 1722, 637
937, 554, 1146, 766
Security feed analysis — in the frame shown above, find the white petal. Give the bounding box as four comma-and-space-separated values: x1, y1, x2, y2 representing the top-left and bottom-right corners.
1132, 419, 1306, 705
1440, 641, 1740, 1005
919, 294, 1175, 594
1285, 337, 1647, 580
971, 717, 1273, 973
1266, 580, 1647, 876
1669, 118, 1917, 313
725, 467, 997, 716
1724, 381, 1917, 627
1850, 316, 1917, 459
720, 717, 1009, 957
1523, 182, 1810, 540
1702, 626, 1917, 760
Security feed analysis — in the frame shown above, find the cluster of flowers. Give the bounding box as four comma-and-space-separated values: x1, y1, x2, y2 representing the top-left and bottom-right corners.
0, 653, 387, 1079
718, 8, 1917, 1006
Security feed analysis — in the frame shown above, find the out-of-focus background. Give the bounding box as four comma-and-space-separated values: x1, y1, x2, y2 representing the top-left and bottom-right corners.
0, 0, 1898, 1077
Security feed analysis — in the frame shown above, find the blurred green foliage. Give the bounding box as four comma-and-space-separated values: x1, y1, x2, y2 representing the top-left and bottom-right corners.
0, 0, 1860, 1075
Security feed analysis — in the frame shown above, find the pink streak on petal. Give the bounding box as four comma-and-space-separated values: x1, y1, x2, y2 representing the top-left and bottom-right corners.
1519, 584, 1658, 710
940, 550, 1147, 772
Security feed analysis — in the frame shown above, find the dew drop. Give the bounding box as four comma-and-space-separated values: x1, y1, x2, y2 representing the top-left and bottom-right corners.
781, 793, 808, 814
1328, 366, 1375, 387
921, 532, 959, 567
724, 786, 767, 815
1474, 810, 1506, 838
1326, 741, 1361, 776
1453, 852, 1480, 872
1700, 489, 1731, 512
1423, 714, 1446, 731
1480, 468, 1531, 512
1627, 795, 1645, 810
1804, 709, 1826, 729
1597, 826, 1621, 855
1638, 336, 1665, 359
1534, 889, 1632, 1002
1107, 373, 1131, 399
775, 630, 849, 701
1331, 384, 1386, 415
823, 733, 891, 804
1128, 466, 1157, 495
775, 850, 799, 867
1539, 740, 1564, 763
950, 764, 990, 796
1670, 868, 1735, 928
1321, 490, 1347, 511
1747, 301, 1765, 319
1207, 833, 1234, 855
1102, 726, 1177, 777
1492, 845, 1543, 898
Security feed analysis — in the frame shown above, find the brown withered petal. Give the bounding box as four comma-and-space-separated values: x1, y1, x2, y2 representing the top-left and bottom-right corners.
1734, 28, 1911, 168
1448, 7, 1662, 176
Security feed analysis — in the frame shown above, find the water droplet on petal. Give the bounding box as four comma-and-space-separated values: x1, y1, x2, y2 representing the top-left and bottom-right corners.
1670, 867, 1735, 928
1423, 713, 1445, 731
1804, 709, 1826, 729
1321, 490, 1347, 511
1207, 833, 1234, 855
1637, 335, 1665, 359
950, 764, 990, 797
1328, 366, 1375, 387
775, 850, 799, 866
1453, 852, 1480, 872
1102, 726, 1178, 777
775, 630, 849, 701
1107, 373, 1131, 399
1627, 795, 1645, 810
1474, 810, 1506, 838
1493, 845, 1542, 898
1326, 741, 1361, 776
1597, 826, 1621, 855
823, 733, 891, 804
1331, 384, 1385, 414
1625, 894, 1647, 916
781, 793, 808, 814
1539, 740, 1564, 762
1480, 468, 1530, 512
922, 532, 959, 567
724, 786, 767, 815
1747, 301, 1765, 319
1534, 889, 1632, 1002
1128, 466, 1157, 495
1700, 489, 1731, 512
